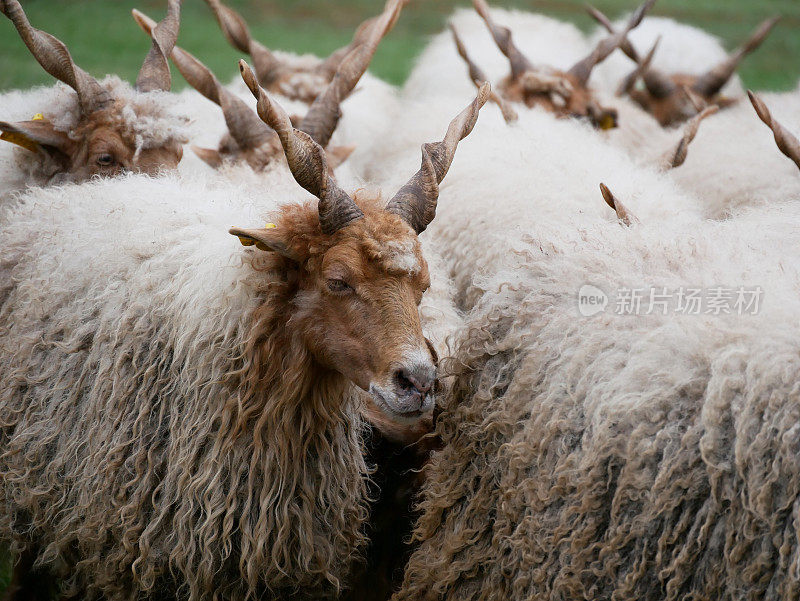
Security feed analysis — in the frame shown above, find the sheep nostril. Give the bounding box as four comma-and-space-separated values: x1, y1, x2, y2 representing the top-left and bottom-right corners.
393, 366, 434, 397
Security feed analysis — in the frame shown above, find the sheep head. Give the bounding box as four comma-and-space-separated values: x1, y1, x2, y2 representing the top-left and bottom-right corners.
204, 0, 405, 103
232, 61, 489, 422
464, 0, 654, 130
0, 0, 185, 183
606, 15, 780, 126
136, 0, 399, 172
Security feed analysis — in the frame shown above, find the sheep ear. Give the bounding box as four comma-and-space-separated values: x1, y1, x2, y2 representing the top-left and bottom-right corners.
229, 225, 300, 262
0, 119, 71, 155
192, 145, 224, 169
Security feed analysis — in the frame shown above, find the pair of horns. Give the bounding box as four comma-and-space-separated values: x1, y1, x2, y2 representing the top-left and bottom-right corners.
450, 25, 518, 123
1, 0, 179, 115
240, 61, 489, 235
594, 5, 780, 101
204, 0, 401, 90
473, 0, 653, 91
136, 0, 401, 156
296, 0, 404, 148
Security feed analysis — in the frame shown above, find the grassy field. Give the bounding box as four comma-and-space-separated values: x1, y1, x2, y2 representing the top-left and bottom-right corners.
0, 0, 798, 94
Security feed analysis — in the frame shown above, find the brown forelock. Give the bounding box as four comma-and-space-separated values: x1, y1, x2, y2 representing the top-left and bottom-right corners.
1, 0, 111, 113
254, 196, 430, 392
135, 0, 181, 93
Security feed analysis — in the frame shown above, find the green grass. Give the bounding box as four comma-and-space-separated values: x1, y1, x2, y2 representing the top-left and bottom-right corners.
0, 0, 798, 93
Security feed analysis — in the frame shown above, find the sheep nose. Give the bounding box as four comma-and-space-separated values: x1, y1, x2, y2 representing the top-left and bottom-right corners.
393, 362, 436, 399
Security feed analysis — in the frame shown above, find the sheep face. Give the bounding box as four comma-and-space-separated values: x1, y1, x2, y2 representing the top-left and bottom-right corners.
1, 102, 184, 184
1, 0, 185, 183
234, 63, 489, 423
502, 72, 619, 129
621, 16, 779, 127
628, 73, 734, 127
204, 0, 398, 104
240, 200, 439, 423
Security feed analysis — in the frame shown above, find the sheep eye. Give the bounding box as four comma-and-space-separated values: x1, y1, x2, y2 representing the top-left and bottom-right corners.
97, 153, 115, 166
327, 279, 353, 294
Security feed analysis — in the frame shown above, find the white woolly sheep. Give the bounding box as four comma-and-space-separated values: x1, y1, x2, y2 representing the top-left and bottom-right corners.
590, 13, 779, 126
403, 6, 589, 104
0, 0, 190, 192
0, 79, 490, 601
395, 200, 800, 601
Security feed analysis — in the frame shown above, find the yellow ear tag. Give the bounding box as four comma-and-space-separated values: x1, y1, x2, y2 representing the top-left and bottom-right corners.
0, 131, 40, 153
237, 236, 256, 247
265, 223, 277, 229
32, 113, 44, 121
599, 114, 617, 130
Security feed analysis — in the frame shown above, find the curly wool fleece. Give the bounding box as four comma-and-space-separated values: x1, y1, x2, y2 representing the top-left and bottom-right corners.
395, 202, 800, 601
0, 173, 370, 601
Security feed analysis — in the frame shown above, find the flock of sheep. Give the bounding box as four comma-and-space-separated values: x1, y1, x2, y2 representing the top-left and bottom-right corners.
1, 0, 799, 599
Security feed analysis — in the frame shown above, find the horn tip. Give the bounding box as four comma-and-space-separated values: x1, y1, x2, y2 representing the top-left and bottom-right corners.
599, 183, 614, 208
239, 59, 258, 94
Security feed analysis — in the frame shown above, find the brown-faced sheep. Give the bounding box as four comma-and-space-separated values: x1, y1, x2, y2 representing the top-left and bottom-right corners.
0, 0, 187, 186
0, 62, 490, 600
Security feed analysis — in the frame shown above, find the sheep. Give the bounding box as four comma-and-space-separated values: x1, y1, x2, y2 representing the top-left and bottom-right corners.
133, 4, 397, 179
589, 10, 780, 126
403, 7, 589, 104
0, 61, 490, 600
441, 0, 656, 130
0, 0, 190, 192
393, 198, 800, 601
203, 0, 397, 105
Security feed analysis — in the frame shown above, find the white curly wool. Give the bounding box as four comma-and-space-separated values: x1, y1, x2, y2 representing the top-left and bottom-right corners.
402, 7, 589, 103
590, 16, 744, 97
395, 200, 800, 601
